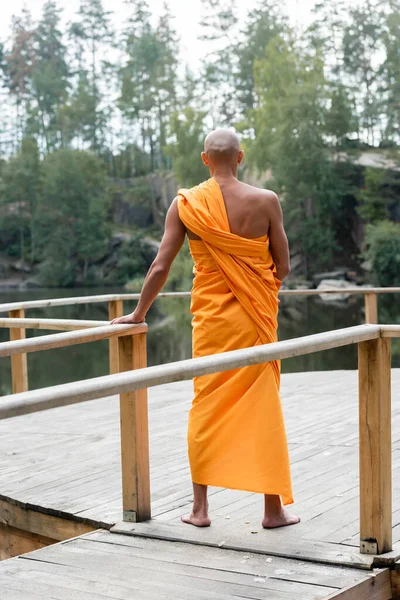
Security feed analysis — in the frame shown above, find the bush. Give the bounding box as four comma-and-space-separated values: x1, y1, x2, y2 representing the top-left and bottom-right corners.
364, 220, 400, 287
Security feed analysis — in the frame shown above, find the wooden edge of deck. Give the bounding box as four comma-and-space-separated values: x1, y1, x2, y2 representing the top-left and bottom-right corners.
110, 521, 376, 570
0, 498, 96, 542
321, 569, 392, 600
0, 495, 113, 533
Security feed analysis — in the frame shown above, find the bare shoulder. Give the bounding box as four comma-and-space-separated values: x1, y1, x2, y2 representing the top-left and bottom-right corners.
240, 182, 280, 210
240, 181, 277, 200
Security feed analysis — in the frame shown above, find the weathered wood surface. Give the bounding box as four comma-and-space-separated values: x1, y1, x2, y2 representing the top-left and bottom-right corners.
0, 371, 399, 567
359, 339, 392, 554
0, 530, 390, 600
8, 309, 28, 394
0, 322, 147, 358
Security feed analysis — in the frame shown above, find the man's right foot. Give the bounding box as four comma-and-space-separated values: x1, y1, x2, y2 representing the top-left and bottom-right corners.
262, 509, 300, 529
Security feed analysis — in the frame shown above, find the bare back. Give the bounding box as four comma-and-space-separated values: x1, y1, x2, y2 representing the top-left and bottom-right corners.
187, 179, 274, 240
185, 178, 290, 280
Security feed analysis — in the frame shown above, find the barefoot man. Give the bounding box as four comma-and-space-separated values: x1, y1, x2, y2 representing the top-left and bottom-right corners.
112, 129, 299, 529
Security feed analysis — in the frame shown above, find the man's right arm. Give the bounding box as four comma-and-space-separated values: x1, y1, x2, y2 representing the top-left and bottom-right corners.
267, 192, 291, 282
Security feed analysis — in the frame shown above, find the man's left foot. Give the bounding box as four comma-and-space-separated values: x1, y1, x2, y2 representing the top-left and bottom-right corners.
262, 509, 300, 529
181, 513, 211, 527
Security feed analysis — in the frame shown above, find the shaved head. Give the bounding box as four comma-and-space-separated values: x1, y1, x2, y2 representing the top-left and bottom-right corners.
202, 129, 243, 173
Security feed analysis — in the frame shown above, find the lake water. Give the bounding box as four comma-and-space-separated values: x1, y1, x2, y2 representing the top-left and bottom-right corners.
0, 287, 398, 395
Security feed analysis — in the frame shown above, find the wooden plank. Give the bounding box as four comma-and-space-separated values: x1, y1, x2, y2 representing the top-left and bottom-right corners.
0, 322, 148, 358
86, 530, 373, 589
9, 309, 28, 394
365, 293, 378, 324
0, 318, 107, 331
108, 299, 123, 375
112, 520, 375, 569
323, 568, 392, 600
0, 523, 54, 560
0, 498, 94, 541
381, 325, 400, 338
118, 332, 151, 522
359, 338, 392, 554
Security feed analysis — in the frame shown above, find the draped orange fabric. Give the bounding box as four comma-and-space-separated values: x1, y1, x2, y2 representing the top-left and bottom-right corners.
178, 178, 293, 505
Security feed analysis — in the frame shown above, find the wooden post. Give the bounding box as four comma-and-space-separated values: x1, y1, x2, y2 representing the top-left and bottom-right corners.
365, 293, 378, 324
9, 309, 28, 394
118, 331, 150, 523
108, 300, 123, 374
359, 337, 392, 554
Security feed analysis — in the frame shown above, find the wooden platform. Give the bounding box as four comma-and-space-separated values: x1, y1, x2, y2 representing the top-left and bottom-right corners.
1, 371, 399, 550
1, 369, 399, 598
0, 529, 392, 600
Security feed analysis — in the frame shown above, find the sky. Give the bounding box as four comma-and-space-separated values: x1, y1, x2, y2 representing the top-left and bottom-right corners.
0, 0, 316, 67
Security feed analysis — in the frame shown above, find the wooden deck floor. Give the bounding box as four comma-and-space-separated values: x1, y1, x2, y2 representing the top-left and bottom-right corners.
0, 529, 392, 600
0, 370, 399, 565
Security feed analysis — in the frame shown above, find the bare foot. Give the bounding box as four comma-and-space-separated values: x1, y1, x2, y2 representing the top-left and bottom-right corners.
262, 509, 300, 529
181, 513, 211, 527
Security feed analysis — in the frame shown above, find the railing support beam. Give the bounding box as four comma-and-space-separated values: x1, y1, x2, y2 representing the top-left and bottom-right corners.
118, 332, 150, 523
109, 300, 123, 374
9, 309, 28, 394
359, 337, 392, 554
365, 293, 378, 324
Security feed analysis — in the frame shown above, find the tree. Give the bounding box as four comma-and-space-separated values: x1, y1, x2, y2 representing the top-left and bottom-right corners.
235, 1, 285, 117
364, 220, 400, 286
69, 0, 113, 150
119, 1, 178, 171
198, 0, 239, 126
358, 167, 400, 223
37, 149, 109, 286
29, 1, 70, 152
342, 1, 385, 146
381, 7, 400, 143
166, 108, 208, 187
248, 36, 343, 274
0, 9, 36, 147
0, 137, 40, 265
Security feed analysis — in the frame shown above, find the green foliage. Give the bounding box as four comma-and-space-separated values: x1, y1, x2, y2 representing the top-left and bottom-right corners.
37, 148, 109, 286
248, 36, 341, 273
125, 240, 194, 293
163, 241, 194, 291
357, 167, 400, 223
364, 221, 400, 286
166, 108, 208, 187
0, 137, 40, 263
105, 235, 147, 285
0, 0, 399, 289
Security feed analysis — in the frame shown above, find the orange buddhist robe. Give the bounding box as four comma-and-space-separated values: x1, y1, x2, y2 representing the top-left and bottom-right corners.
178, 178, 293, 505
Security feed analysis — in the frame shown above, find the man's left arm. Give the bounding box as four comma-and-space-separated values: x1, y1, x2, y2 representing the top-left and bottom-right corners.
111, 198, 186, 324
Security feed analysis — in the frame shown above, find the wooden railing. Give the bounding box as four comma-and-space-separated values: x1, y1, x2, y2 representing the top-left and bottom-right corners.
0, 287, 399, 394
0, 322, 399, 555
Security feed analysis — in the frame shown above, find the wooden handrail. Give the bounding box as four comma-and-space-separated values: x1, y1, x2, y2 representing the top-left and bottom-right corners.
0, 318, 108, 331
0, 288, 399, 314
0, 323, 147, 358
0, 324, 380, 415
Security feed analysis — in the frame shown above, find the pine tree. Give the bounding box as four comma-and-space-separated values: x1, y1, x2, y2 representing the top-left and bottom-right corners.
69, 0, 114, 151
29, 1, 70, 152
